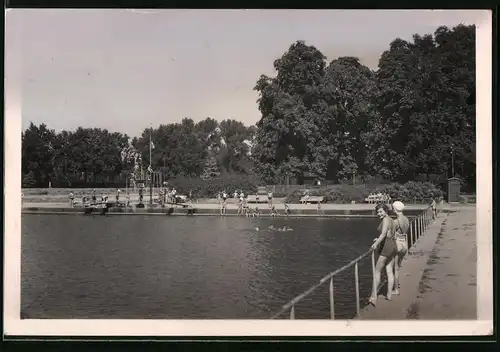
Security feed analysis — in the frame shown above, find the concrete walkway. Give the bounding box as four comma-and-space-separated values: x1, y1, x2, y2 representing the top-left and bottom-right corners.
360, 207, 477, 320
21, 200, 462, 211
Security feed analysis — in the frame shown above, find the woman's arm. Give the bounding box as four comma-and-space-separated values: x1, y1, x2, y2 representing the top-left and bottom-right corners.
373, 217, 391, 248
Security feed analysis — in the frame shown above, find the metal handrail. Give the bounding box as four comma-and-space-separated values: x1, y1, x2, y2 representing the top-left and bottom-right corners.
270, 204, 440, 319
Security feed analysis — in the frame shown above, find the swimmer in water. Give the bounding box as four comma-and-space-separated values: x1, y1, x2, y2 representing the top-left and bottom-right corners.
268, 225, 276, 231
255, 227, 260, 232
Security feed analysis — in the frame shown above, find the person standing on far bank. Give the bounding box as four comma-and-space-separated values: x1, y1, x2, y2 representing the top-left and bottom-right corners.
431, 198, 437, 220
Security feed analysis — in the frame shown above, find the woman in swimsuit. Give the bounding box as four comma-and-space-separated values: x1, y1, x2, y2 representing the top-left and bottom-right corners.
369, 203, 397, 305
392, 201, 409, 296
220, 199, 227, 216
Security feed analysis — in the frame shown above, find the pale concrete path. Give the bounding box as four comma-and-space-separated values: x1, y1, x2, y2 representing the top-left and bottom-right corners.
361, 208, 477, 320
413, 208, 476, 319
22, 199, 459, 212
22, 201, 429, 211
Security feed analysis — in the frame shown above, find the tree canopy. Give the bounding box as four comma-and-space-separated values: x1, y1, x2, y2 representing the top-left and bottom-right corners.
21, 24, 476, 191
253, 24, 475, 188
22, 118, 256, 187
363, 24, 475, 186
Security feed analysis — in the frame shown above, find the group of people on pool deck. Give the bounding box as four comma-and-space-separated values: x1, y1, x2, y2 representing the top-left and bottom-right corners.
69, 189, 132, 208
369, 200, 413, 306
219, 196, 291, 217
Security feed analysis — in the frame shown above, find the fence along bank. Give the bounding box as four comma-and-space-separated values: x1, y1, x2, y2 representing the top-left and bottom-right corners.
270, 205, 438, 319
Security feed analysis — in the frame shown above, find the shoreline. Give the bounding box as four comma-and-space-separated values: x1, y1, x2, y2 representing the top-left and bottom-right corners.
21, 202, 466, 216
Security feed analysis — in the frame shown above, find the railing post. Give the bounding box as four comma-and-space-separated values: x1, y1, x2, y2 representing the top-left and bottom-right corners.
290, 305, 295, 319
421, 215, 424, 235
355, 261, 361, 318
371, 250, 376, 295
410, 221, 414, 248
416, 218, 420, 241
418, 216, 422, 239
329, 277, 335, 319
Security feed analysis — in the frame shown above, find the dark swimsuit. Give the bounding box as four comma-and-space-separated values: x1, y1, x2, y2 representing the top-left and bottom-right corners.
377, 218, 397, 258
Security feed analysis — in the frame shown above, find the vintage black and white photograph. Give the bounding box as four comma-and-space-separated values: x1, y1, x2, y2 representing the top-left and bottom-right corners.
4, 9, 493, 336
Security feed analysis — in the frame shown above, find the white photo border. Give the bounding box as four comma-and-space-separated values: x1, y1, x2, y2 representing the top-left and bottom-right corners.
3, 9, 493, 338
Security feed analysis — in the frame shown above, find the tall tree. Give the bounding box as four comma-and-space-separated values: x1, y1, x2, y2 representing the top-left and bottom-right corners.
252, 40, 327, 183
218, 119, 255, 173
363, 24, 475, 185
200, 153, 220, 180
320, 56, 378, 182
22, 122, 56, 187
134, 118, 207, 178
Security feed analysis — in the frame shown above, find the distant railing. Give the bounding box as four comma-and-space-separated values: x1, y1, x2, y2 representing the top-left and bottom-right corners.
270, 205, 440, 319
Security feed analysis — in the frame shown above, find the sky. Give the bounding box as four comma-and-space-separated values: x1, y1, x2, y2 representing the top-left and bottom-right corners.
6, 9, 485, 137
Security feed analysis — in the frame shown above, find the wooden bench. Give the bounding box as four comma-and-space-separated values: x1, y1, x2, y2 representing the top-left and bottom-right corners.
365, 196, 381, 204
299, 195, 324, 204
246, 195, 269, 204
365, 195, 391, 204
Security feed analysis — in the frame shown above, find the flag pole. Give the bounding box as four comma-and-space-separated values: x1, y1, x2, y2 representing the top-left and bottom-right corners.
149, 125, 153, 205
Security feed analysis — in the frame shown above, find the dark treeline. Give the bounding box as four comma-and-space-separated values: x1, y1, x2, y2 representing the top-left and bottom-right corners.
22, 24, 475, 191
22, 118, 256, 188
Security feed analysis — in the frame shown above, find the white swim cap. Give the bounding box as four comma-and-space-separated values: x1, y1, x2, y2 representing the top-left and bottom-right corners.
393, 201, 405, 212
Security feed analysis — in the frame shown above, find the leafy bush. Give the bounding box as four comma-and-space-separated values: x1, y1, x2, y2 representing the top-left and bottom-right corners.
22, 171, 37, 188
374, 182, 444, 203
284, 185, 375, 204
168, 174, 260, 199
324, 185, 375, 203
284, 182, 444, 204
283, 189, 306, 203
458, 194, 476, 204
271, 191, 288, 198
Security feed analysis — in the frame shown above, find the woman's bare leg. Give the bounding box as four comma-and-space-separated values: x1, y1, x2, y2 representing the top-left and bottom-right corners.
370, 256, 387, 305
393, 250, 406, 294
393, 254, 401, 295
386, 257, 395, 300
392, 253, 404, 295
